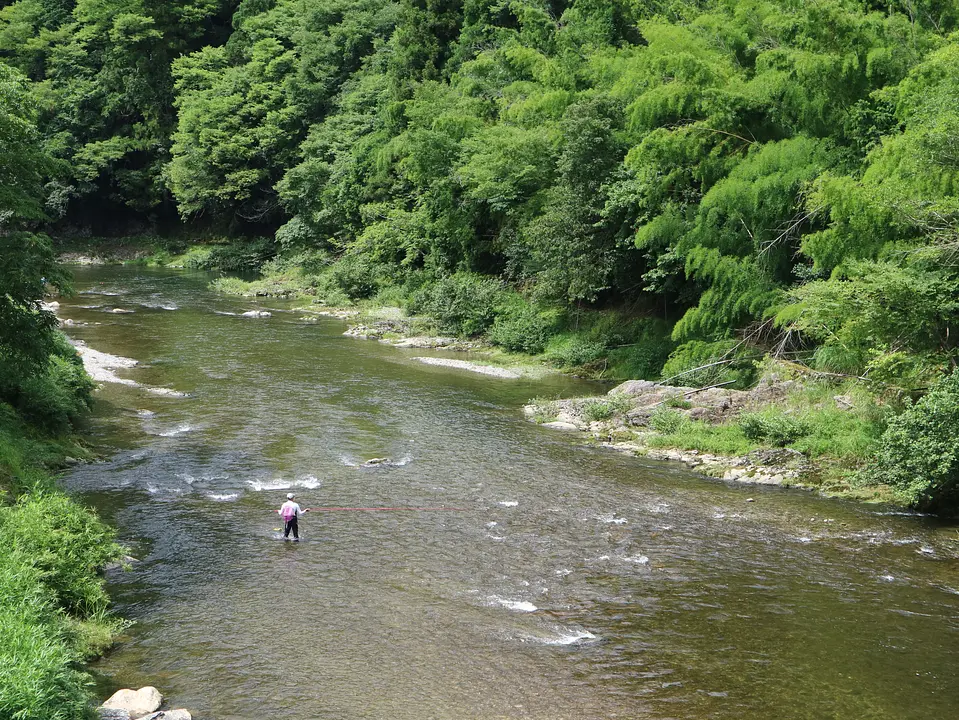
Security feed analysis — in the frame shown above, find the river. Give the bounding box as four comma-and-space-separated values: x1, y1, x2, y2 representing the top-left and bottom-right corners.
60, 265, 957, 720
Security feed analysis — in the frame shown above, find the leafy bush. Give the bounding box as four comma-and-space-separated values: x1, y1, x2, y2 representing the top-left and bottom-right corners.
544, 336, 607, 370
174, 246, 215, 269
661, 340, 757, 388
581, 398, 614, 422
527, 397, 560, 424
409, 273, 503, 336
329, 254, 380, 299
649, 406, 689, 434
872, 369, 959, 511
2, 335, 94, 434
0, 457, 122, 720
738, 410, 810, 447
580, 393, 632, 422
207, 237, 277, 271
488, 297, 561, 354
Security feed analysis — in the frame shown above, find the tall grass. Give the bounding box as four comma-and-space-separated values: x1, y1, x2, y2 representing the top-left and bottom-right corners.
0, 403, 124, 720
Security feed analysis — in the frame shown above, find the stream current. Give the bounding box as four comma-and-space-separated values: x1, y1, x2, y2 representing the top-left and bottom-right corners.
61, 266, 958, 720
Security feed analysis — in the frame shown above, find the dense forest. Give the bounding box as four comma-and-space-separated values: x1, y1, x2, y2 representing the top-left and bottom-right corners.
3, 0, 958, 385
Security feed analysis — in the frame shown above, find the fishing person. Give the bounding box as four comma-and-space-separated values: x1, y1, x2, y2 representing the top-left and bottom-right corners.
278, 492, 309, 541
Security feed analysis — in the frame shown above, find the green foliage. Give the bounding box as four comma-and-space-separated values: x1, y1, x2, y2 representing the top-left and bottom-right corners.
0, 550, 92, 720
661, 340, 756, 388
0, 404, 123, 720
527, 397, 559, 424
13, 335, 95, 433
872, 369, 959, 512
409, 273, 503, 336
0, 491, 121, 615
544, 335, 607, 371
776, 260, 958, 380
0, 65, 67, 377
664, 393, 692, 409
649, 406, 689, 434
488, 296, 561, 354
580, 393, 631, 423
738, 410, 810, 447
206, 237, 278, 272
329, 253, 380, 300
5, 0, 959, 403
646, 420, 758, 456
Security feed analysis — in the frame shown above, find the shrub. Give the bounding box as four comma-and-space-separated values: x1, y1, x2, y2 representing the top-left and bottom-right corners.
0, 551, 91, 720
207, 236, 277, 271
488, 297, 561, 354
649, 406, 689, 434
4, 335, 94, 434
409, 273, 503, 336
544, 335, 607, 369
581, 393, 632, 422
581, 398, 614, 422
329, 254, 379, 299
871, 369, 959, 511
167, 245, 214, 269
661, 339, 757, 388
738, 410, 810, 446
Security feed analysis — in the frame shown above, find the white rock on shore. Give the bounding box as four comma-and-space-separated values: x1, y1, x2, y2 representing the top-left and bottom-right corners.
541, 421, 581, 431
413, 357, 522, 378
100, 687, 162, 719
72, 342, 140, 386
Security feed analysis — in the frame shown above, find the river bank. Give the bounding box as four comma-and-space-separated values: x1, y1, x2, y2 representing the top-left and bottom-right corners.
0, 402, 126, 720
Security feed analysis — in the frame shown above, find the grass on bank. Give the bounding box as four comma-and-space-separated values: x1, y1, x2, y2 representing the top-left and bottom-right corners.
0, 403, 124, 720
207, 250, 677, 381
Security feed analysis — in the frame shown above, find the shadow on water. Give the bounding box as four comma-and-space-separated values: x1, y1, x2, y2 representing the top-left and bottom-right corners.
62, 266, 958, 720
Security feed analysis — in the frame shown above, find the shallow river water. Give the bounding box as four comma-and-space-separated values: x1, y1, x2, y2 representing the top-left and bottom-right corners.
61, 266, 958, 720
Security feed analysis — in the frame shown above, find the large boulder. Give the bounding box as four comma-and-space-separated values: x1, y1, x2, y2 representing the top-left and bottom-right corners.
101, 687, 163, 719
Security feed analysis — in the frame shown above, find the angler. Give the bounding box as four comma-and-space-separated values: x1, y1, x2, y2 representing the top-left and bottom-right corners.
277, 493, 309, 541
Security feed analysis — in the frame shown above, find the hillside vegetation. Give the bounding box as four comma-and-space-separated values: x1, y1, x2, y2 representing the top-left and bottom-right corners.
3, 0, 959, 509
0, 54, 124, 720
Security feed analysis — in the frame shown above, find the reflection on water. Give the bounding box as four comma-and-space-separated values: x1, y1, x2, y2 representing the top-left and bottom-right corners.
61, 266, 958, 720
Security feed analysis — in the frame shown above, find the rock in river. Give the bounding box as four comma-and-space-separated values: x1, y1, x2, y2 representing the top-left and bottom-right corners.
98, 710, 132, 720
142, 711, 192, 720
100, 687, 162, 719
241, 310, 272, 318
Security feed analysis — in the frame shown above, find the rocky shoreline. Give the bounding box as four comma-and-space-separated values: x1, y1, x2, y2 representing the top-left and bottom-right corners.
525, 378, 820, 489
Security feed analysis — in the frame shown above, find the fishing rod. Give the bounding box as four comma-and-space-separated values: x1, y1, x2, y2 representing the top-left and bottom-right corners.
271, 506, 468, 513
305, 506, 467, 512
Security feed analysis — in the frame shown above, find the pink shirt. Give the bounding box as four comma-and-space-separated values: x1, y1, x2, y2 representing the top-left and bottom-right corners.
279, 501, 303, 520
